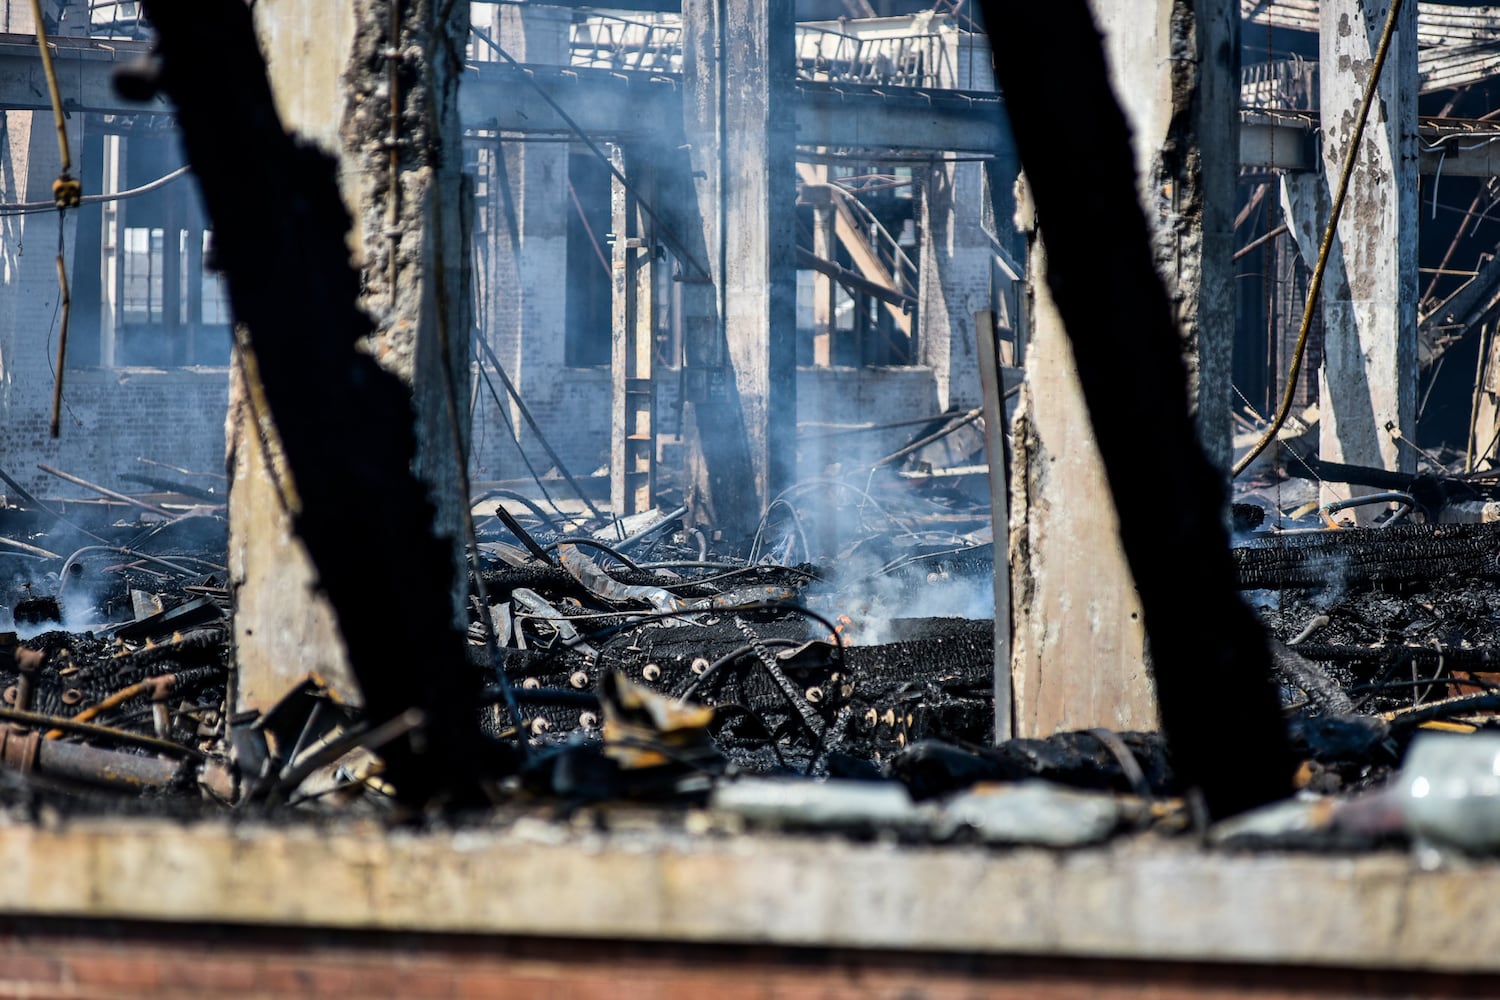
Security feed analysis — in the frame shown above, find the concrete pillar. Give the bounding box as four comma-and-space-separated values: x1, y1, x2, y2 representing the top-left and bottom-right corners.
1316, 0, 1419, 496
1468, 322, 1500, 471
681, 0, 797, 535
916, 162, 988, 410
1012, 223, 1154, 735
1090, 0, 1237, 466
231, 0, 472, 714
1010, 0, 1238, 737
609, 145, 656, 516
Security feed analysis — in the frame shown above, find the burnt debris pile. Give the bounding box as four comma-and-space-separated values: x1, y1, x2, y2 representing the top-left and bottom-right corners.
472, 472, 999, 781
0, 459, 1014, 817
11, 447, 1500, 857
0, 462, 230, 802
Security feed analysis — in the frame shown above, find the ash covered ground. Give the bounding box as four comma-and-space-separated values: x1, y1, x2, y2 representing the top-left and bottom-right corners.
0, 468, 1497, 855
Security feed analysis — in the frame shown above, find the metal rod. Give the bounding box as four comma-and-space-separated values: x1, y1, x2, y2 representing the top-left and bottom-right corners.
974, 309, 1012, 743
492, 503, 555, 565
49, 248, 71, 438
0, 463, 112, 545
795, 246, 916, 309
0, 705, 204, 760
35, 464, 176, 519
798, 411, 981, 440
27, 0, 71, 175
870, 407, 983, 470
1231, 223, 1288, 263
0, 537, 59, 559
614, 505, 688, 553
474, 334, 606, 521
0, 726, 186, 791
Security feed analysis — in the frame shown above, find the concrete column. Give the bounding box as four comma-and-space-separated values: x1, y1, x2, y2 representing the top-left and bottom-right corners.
1316, 0, 1419, 496
1012, 222, 1153, 736
1467, 322, 1500, 471
1010, 0, 1238, 737
609, 145, 656, 516
1089, 0, 1237, 466
231, 0, 472, 714
681, 0, 796, 535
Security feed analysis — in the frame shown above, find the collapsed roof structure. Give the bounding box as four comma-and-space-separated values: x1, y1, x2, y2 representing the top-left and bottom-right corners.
1, 0, 1500, 995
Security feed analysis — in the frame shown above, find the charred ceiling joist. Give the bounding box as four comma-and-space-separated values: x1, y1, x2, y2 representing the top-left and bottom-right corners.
135, 0, 492, 807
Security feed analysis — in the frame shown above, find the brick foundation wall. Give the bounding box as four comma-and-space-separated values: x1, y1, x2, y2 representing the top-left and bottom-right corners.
0, 918, 1494, 1000
0, 369, 229, 501
1, 110, 230, 504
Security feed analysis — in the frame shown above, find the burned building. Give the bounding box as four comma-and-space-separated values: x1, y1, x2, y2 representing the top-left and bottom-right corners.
0, 0, 1499, 996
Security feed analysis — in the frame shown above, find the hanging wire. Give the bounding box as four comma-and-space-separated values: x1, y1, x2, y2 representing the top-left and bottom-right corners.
0, 166, 188, 216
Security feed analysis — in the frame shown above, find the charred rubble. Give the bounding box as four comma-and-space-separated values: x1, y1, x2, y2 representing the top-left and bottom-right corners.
2, 0, 1499, 867
2, 446, 1500, 854
0, 465, 1013, 811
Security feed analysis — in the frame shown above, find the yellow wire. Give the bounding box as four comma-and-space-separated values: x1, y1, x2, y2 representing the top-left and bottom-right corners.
29, 0, 81, 439
27, 0, 75, 187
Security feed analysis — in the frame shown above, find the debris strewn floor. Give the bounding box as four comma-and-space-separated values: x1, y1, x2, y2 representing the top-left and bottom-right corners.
4, 450, 1500, 858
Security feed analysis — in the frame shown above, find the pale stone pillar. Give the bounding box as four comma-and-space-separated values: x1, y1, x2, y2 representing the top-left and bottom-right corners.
1316, 0, 1419, 501
1010, 0, 1238, 736
231, 0, 471, 714
681, 0, 797, 533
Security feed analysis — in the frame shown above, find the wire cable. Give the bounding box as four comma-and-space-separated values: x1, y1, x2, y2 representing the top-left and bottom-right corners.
471, 344, 574, 523
0, 166, 189, 216
542, 536, 645, 572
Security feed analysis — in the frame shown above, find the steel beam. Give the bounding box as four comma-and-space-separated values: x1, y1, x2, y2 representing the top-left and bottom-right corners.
0, 32, 166, 115
2, 35, 1497, 173
459, 62, 1006, 153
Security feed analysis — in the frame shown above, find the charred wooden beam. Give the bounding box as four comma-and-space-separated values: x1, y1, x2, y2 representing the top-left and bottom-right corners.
1290, 642, 1500, 669
136, 0, 490, 807
1233, 521, 1500, 590
979, 0, 1295, 818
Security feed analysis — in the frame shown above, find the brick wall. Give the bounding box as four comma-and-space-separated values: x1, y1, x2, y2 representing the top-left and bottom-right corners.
469, 363, 613, 484
2, 369, 229, 499
797, 364, 941, 475
0, 918, 1493, 1000
0, 110, 231, 502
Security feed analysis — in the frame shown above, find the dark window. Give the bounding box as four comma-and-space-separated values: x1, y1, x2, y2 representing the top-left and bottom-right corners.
564, 152, 612, 367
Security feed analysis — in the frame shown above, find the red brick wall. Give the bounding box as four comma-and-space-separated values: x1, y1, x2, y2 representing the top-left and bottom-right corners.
0, 920, 1495, 1000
